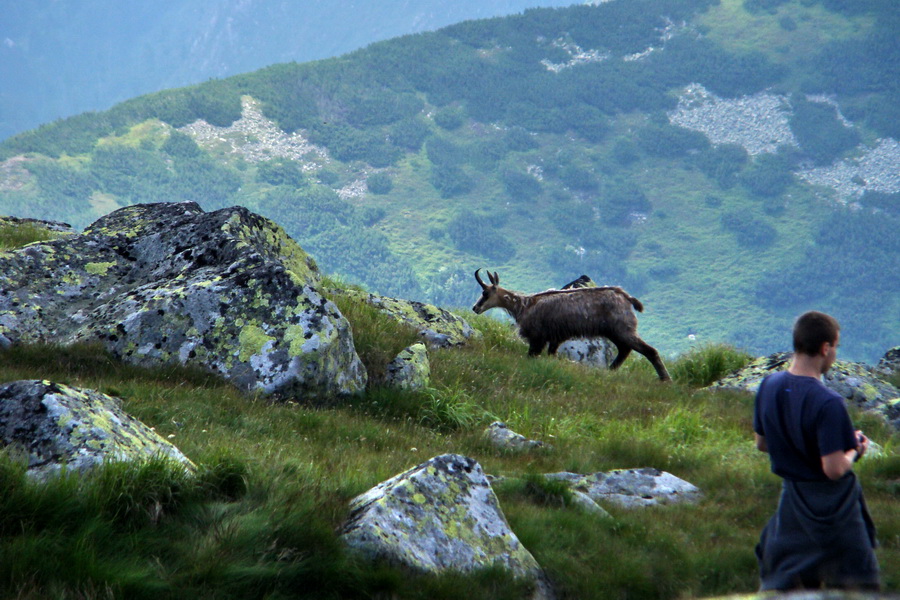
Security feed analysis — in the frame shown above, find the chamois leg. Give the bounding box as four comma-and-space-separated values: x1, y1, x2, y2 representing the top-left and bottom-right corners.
547, 341, 560, 355
608, 343, 632, 370
527, 339, 546, 357
629, 336, 671, 382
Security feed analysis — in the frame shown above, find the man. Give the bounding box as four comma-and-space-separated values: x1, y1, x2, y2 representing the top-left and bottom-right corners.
754, 310, 880, 591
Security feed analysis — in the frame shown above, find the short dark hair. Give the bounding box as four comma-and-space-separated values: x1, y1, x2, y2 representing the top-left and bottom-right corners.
793, 311, 840, 356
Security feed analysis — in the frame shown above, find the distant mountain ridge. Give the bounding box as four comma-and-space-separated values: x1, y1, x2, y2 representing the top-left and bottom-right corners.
0, 0, 576, 141
1, 0, 899, 363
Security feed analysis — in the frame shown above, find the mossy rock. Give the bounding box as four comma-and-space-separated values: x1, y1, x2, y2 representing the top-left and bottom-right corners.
0, 202, 366, 400
342, 453, 553, 599
0, 380, 194, 480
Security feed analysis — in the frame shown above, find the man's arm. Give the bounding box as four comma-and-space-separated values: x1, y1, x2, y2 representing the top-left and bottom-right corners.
821, 430, 869, 481
755, 433, 768, 453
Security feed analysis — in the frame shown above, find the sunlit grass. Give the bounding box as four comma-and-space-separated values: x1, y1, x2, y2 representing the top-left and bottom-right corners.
0, 221, 59, 249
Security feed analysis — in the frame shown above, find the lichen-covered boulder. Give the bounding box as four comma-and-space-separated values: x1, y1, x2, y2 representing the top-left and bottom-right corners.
484, 421, 547, 451
877, 346, 900, 375
546, 468, 701, 508
384, 343, 431, 391
0, 202, 366, 400
709, 352, 900, 428
333, 289, 480, 348
0, 380, 194, 479
556, 338, 616, 368
342, 454, 554, 599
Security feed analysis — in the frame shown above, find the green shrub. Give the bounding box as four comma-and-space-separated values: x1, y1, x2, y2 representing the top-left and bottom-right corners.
670, 344, 754, 387
739, 152, 795, 197
500, 167, 542, 202
447, 209, 516, 261
161, 130, 202, 158
366, 172, 393, 195
390, 116, 432, 151
256, 159, 308, 188
430, 164, 475, 198
433, 105, 467, 131
789, 96, 860, 166
635, 122, 710, 159
720, 211, 777, 248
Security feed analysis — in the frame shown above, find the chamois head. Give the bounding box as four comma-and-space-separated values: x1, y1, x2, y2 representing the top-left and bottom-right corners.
472, 268, 503, 314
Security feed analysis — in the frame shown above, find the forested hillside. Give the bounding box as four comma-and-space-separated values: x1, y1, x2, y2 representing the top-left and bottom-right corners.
1, 0, 899, 362
0, 0, 575, 140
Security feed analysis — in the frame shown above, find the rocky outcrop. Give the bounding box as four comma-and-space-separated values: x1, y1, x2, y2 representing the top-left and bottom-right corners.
546, 468, 702, 508
876, 346, 900, 376
342, 453, 554, 599
0, 380, 193, 480
0, 202, 366, 400
333, 289, 480, 348
709, 352, 900, 428
484, 421, 547, 452
384, 343, 431, 391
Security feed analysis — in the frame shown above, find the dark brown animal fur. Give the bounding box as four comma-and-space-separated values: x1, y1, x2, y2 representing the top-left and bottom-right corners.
472, 269, 670, 381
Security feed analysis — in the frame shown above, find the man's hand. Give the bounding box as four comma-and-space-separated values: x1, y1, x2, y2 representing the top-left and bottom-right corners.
855, 430, 869, 461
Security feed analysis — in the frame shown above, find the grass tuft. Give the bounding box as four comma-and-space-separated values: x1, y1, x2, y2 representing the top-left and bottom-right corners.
0, 222, 59, 249
669, 343, 754, 387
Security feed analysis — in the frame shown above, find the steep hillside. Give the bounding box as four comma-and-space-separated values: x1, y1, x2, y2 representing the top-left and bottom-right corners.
0, 0, 575, 141
1, 0, 899, 362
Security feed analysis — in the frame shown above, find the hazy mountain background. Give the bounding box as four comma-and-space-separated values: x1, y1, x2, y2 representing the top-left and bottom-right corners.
0, 0, 577, 141
1, 0, 899, 363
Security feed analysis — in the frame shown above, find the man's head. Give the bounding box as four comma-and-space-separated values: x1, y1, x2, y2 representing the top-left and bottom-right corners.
793, 310, 840, 359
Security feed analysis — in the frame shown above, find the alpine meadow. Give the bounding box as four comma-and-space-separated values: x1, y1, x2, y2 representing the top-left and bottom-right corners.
2, 0, 900, 598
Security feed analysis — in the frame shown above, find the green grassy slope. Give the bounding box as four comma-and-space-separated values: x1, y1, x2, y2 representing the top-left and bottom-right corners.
1, 0, 898, 363
3, 309, 899, 599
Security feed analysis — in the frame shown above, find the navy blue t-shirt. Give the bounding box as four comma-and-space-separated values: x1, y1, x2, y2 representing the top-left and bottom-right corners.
754, 371, 858, 482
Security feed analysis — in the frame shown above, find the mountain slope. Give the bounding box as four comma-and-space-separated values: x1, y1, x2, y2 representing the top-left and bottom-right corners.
0, 0, 576, 141
1, 0, 899, 363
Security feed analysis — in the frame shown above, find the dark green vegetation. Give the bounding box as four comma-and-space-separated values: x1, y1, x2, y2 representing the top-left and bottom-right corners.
2, 0, 899, 363
3, 292, 899, 599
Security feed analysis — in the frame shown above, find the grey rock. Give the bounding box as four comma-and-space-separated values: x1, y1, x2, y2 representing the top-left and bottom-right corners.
342, 453, 554, 599
569, 490, 613, 519
547, 468, 701, 508
876, 346, 900, 376
384, 343, 430, 391
0, 380, 194, 480
556, 337, 616, 368
0, 202, 366, 401
485, 421, 547, 451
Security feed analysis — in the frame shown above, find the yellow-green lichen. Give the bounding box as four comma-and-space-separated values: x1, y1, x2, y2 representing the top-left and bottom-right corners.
284, 324, 308, 356
85, 261, 117, 276
61, 271, 82, 286
238, 324, 274, 362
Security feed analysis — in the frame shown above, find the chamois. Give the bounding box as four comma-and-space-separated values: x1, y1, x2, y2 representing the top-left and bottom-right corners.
472, 269, 671, 381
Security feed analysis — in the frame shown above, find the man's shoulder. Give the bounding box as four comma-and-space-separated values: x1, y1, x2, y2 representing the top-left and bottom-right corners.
759, 369, 790, 392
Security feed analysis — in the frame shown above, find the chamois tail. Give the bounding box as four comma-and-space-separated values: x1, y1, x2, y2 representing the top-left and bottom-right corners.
630, 296, 644, 313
